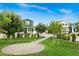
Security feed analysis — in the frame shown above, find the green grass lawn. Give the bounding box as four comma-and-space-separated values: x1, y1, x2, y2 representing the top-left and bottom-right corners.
0, 37, 79, 56
27, 37, 79, 56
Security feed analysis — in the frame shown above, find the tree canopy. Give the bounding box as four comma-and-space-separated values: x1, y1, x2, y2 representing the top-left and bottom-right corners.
35, 23, 47, 33
48, 21, 62, 35
0, 11, 23, 38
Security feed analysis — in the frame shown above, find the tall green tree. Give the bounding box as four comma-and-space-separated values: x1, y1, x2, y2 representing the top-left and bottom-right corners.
0, 11, 23, 38
35, 23, 47, 33
48, 21, 62, 37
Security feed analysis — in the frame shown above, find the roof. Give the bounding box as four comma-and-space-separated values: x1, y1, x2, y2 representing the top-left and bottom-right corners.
23, 19, 33, 22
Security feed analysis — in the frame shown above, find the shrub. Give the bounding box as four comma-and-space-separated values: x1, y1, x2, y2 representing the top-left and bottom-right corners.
12, 34, 15, 38
61, 33, 66, 40
71, 33, 76, 42
58, 33, 70, 41
17, 33, 23, 38
20, 34, 23, 37
63, 34, 66, 40
25, 34, 27, 37
77, 34, 79, 36
57, 33, 62, 39
24, 33, 30, 37
33, 34, 36, 37
63, 34, 70, 41
17, 33, 21, 37
66, 34, 70, 41
37, 33, 40, 37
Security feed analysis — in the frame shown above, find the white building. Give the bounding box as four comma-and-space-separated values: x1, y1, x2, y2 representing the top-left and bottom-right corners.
0, 33, 6, 38
59, 21, 69, 33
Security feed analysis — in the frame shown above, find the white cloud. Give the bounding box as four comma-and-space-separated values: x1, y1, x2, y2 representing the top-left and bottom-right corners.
17, 3, 53, 13
61, 15, 74, 23
17, 11, 33, 15
59, 8, 72, 14
59, 8, 73, 23
17, 3, 29, 7
30, 5, 53, 13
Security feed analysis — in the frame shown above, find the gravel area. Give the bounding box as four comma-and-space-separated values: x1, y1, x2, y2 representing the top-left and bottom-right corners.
2, 34, 53, 55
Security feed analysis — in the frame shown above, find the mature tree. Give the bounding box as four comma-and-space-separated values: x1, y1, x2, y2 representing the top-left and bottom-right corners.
35, 23, 47, 33
0, 11, 23, 38
48, 21, 62, 37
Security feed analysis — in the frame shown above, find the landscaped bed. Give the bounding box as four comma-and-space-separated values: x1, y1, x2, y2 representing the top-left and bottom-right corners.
0, 37, 39, 56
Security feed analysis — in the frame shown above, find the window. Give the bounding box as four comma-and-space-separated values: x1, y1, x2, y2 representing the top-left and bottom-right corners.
26, 21, 30, 25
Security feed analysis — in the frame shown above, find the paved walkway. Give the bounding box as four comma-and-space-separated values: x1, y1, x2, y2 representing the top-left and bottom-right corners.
76, 36, 79, 41
2, 34, 53, 55
32, 34, 53, 44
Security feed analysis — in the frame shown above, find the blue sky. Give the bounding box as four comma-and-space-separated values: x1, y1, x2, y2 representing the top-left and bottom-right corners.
0, 3, 79, 25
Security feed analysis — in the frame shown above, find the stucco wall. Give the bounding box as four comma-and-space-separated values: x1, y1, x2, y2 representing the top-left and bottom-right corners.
0, 33, 6, 39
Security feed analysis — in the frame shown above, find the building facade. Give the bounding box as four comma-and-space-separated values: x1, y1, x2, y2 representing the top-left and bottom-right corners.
23, 19, 34, 34
59, 21, 70, 33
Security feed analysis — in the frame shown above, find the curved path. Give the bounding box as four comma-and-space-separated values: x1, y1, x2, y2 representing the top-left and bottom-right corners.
2, 34, 53, 55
